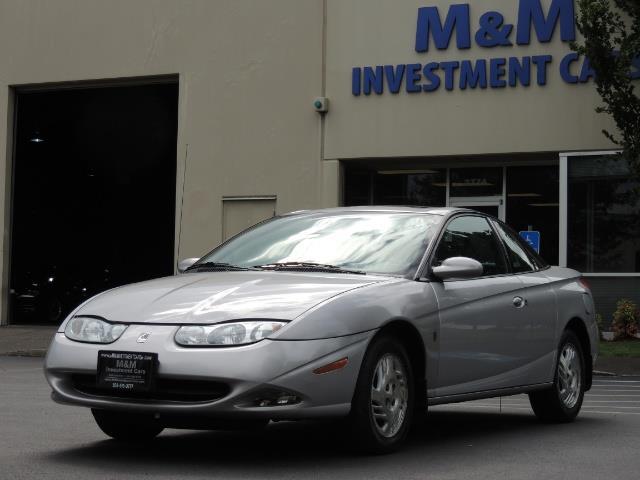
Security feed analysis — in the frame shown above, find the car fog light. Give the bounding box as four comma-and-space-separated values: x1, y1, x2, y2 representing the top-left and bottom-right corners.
257, 394, 301, 407
240, 389, 302, 408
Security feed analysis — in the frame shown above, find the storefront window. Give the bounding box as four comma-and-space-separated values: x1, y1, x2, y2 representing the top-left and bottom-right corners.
343, 170, 371, 206
568, 155, 640, 273
506, 166, 559, 265
344, 168, 446, 207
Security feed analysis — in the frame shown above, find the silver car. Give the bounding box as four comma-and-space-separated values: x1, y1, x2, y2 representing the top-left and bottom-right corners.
44, 207, 598, 453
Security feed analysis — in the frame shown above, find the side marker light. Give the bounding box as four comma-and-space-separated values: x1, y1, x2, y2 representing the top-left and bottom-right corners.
313, 357, 349, 375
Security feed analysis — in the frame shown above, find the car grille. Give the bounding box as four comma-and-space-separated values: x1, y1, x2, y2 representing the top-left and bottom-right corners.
70, 374, 230, 403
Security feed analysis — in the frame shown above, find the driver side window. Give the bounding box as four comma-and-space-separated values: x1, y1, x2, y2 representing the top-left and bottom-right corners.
433, 216, 508, 277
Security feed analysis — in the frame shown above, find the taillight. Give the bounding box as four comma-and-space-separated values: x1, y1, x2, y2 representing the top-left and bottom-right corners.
577, 277, 591, 291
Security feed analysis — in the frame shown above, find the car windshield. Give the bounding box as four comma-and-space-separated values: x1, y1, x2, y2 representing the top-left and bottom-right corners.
200, 212, 442, 276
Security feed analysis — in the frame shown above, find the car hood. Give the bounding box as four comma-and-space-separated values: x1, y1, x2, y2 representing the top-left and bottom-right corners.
72, 271, 388, 324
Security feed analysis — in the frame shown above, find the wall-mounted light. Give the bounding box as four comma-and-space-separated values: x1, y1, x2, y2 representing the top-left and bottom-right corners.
313, 97, 329, 113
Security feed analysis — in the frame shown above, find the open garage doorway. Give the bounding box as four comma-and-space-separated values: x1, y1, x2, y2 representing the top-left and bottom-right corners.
9, 79, 179, 324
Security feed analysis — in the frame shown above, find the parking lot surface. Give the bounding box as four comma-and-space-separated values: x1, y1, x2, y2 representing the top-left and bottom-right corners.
2, 356, 639, 480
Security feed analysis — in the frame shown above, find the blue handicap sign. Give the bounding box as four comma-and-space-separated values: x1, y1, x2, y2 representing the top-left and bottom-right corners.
519, 231, 541, 254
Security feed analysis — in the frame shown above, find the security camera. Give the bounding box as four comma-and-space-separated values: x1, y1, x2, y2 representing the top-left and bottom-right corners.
313, 97, 329, 113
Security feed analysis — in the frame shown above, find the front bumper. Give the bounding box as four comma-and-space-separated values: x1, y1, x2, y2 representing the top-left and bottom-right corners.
45, 324, 374, 420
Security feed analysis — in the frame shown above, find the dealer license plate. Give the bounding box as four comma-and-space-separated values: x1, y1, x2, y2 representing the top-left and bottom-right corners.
97, 351, 158, 393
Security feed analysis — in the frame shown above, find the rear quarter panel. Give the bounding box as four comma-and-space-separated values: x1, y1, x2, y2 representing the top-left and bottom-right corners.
544, 267, 598, 370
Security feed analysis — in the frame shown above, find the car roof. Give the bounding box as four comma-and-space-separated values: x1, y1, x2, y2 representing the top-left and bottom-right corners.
283, 206, 473, 217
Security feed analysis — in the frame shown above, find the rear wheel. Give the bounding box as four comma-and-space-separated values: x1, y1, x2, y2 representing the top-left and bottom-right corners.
349, 335, 414, 454
91, 409, 164, 441
529, 331, 585, 422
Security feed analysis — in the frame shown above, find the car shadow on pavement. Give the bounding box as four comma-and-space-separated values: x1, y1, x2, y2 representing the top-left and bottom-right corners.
41, 409, 606, 473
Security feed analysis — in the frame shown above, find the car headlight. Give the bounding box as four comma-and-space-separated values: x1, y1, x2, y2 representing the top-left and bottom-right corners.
64, 317, 128, 344
175, 321, 287, 347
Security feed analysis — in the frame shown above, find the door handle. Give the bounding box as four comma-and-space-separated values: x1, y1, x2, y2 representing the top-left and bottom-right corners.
513, 296, 527, 308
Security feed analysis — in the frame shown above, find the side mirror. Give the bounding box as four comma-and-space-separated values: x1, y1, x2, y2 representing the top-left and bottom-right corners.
177, 257, 200, 274
432, 257, 483, 281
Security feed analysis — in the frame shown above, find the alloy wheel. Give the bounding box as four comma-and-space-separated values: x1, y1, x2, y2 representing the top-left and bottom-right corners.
557, 343, 582, 409
370, 353, 409, 438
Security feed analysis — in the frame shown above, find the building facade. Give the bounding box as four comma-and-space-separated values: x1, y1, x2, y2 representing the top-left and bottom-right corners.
0, 0, 638, 326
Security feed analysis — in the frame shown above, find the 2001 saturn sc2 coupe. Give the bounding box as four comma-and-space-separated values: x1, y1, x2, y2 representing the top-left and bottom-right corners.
45, 207, 598, 453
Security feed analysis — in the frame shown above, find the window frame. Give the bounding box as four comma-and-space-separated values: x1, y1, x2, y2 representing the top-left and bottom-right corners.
424, 213, 513, 281
559, 150, 639, 277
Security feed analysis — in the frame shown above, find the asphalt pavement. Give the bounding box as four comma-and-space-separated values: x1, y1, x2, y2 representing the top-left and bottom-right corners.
2, 356, 640, 480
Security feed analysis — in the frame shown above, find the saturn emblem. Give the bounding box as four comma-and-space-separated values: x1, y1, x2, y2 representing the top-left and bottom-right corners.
137, 333, 151, 343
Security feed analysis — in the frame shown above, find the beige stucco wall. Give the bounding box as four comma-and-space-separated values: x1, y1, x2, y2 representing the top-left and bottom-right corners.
0, 0, 325, 324
324, 0, 616, 159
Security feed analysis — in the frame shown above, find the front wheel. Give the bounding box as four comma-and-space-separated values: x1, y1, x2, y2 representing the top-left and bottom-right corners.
529, 331, 585, 422
349, 335, 414, 454
92, 409, 164, 441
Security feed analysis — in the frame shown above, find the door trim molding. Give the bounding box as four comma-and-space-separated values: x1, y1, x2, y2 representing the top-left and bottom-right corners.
428, 382, 553, 405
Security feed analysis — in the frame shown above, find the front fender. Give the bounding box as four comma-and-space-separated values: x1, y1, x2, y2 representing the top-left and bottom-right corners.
274, 278, 439, 340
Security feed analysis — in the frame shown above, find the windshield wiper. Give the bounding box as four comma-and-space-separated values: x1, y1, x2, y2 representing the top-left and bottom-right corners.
252, 262, 366, 275
185, 262, 258, 272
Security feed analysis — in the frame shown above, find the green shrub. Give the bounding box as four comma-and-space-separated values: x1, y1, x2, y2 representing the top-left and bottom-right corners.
612, 299, 639, 340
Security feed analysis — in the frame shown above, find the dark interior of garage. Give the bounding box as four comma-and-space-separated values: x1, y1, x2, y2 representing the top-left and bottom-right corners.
10, 81, 179, 324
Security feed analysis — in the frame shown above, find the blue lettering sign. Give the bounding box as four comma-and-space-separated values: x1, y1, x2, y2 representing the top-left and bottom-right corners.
508, 57, 531, 86
352, 67, 361, 96
385, 65, 406, 94
531, 55, 552, 85
406, 64, 423, 93
351, 1, 639, 97
441, 61, 460, 90
475, 11, 513, 47
415, 4, 471, 52
422, 63, 441, 91
516, 0, 576, 45
490, 58, 507, 88
363, 66, 383, 95
579, 57, 596, 83
560, 52, 579, 83
459, 60, 487, 89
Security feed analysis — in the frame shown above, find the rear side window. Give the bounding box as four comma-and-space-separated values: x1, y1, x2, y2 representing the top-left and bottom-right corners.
433, 216, 508, 277
492, 221, 538, 273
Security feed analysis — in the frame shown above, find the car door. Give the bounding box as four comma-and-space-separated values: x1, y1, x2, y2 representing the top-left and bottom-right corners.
490, 219, 557, 385
429, 215, 532, 398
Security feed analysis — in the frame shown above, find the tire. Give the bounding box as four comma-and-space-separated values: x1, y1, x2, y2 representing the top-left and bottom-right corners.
349, 335, 414, 454
91, 409, 164, 441
529, 330, 586, 422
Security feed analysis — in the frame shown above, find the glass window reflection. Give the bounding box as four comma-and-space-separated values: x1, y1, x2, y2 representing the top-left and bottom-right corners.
344, 168, 446, 207
568, 155, 640, 273
203, 213, 442, 275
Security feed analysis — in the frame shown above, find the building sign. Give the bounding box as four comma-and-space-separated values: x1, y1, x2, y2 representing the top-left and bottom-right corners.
352, 0, 640, 96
